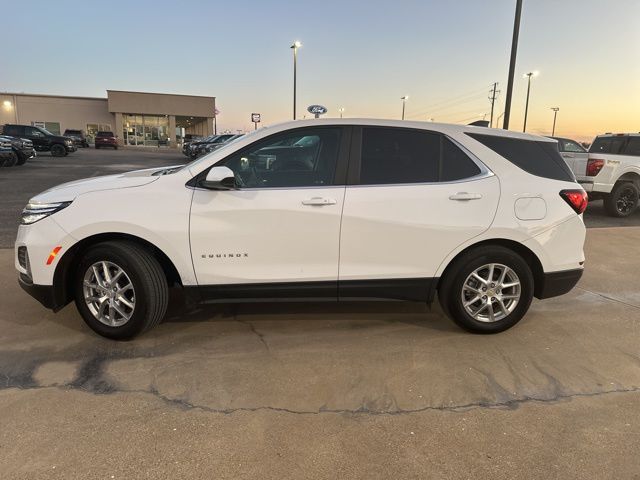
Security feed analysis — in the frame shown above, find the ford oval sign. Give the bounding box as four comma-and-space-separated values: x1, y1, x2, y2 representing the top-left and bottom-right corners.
307, 105, 328, 117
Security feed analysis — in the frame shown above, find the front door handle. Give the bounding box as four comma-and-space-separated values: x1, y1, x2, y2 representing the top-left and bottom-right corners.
302, 197, 337, 206
449, 192, 483, 201
563, 154, 575, 158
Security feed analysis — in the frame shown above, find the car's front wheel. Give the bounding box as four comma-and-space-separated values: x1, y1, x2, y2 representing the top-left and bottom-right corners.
51, 144, 66, 156
604, 182, 639, 218
438, 246, 534, 333
74, 241, 168, 339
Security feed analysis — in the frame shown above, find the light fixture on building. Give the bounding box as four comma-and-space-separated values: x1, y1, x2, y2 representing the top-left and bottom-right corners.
3, 100, 12, 108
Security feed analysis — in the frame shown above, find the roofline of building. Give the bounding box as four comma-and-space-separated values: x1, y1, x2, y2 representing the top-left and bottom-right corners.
107, 90, 215, 100
1, 92, 107, 101
1, 90, 216, 101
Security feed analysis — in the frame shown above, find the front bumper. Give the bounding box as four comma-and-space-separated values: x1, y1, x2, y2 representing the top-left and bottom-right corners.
65, 144, 77, 152
18, 274, 57, 309
535, 268, 583, 299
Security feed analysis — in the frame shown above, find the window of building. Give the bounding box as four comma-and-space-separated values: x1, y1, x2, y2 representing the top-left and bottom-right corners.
86, 123, 112, 144
31, 121, 60, 135
123, 114, 169, 147
220, 128, 342, 188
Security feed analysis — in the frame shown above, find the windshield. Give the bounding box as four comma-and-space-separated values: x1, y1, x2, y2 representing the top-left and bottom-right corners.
181, 129, 262, 172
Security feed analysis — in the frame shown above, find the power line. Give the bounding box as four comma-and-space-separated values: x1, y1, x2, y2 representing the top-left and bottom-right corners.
404, 85, 493, 119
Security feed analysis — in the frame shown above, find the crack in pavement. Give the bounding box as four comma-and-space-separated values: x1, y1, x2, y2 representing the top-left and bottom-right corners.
576, 286, 640, 311
3, 382, 640, 417
238, 320, 271, 352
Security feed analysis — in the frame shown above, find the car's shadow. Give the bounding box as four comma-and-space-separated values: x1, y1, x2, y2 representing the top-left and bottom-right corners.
161, 287, 459, 333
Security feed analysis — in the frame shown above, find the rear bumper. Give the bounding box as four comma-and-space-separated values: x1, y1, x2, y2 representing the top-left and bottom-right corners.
578, 180, 593, 192
535, 268, 583, 299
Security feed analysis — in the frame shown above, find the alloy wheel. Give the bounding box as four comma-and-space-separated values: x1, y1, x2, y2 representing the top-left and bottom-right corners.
82, 261, 136, 327
616, 186, 638, 215
461, 263, 521, 323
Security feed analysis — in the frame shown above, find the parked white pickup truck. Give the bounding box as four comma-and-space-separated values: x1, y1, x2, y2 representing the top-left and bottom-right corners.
574, 133, 640, 217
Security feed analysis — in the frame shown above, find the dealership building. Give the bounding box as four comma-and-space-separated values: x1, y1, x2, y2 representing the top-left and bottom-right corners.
0, 90, 216, 148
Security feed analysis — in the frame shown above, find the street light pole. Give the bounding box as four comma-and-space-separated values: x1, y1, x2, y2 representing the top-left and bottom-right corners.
522, 71, 537, 132
401, 95, 409, 120
551, 107, 559, 136
338, 107, 345, 118
291, 41, 302, 120
503, 0, 523, 130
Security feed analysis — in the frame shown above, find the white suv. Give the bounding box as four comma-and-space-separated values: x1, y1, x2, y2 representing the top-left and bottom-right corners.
579, 133, 640, 217
15, 120, 587, 339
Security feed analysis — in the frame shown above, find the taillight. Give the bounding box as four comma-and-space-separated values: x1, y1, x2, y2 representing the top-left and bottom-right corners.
586, 158, 604, 176
560, 189, 588, 215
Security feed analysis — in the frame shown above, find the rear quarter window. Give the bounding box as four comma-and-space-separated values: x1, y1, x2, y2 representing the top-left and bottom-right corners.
466, 133, 574, 182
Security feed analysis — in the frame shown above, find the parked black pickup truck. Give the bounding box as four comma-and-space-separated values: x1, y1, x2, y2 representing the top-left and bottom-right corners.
0, 135, 36, 166
1, 124, 76, 156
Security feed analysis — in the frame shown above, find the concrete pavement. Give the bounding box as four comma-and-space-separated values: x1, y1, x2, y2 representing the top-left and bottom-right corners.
1, 227, 639, 479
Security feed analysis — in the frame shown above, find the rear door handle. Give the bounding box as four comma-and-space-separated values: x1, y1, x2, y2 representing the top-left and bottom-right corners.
449, 192, 483, 201
302, 197, 337, 206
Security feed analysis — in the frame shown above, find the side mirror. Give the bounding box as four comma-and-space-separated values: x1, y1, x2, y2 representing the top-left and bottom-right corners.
201, 166, 236, 190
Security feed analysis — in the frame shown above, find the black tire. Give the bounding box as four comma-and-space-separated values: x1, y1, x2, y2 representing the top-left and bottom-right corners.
2, 152, 18, 167
438, 245, 534, 334
604, 182, 639, 218
51, 144, 66, 157
15, 154, 27, 165
113, 145, 118, 150
73, 241, 168, 340
95, 145, 100, 149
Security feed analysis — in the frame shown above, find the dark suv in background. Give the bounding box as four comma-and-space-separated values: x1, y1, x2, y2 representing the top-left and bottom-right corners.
63, 129, 89, 148
2, 124, 75, 156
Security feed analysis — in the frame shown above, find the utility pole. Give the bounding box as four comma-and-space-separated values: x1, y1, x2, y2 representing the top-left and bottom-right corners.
503, 0, 523, 130
551, 107, 559, 136
488, 82, 500, 128
522, 71, 536, 132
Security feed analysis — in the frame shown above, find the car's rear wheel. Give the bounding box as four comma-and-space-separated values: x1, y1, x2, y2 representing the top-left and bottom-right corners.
438, 246, 534, 333
51, 144, 66, 157
73, 241, 168, 340
604, 182, 639, 217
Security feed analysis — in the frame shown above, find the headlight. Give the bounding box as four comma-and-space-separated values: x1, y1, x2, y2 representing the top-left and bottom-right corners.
65, 139, 73, 145
21, 201, 72, 225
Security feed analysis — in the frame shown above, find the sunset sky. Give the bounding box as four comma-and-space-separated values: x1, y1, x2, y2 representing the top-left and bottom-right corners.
2, 0, 638, 141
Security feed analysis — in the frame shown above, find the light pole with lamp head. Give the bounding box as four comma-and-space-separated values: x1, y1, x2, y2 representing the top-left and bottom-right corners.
551, 107, 559, 136
291, 41, 302, 120
338, 107, 345, 118
401, 96, 409, 120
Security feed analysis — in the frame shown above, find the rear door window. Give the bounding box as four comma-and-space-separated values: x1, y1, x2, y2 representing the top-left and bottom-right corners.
622, 137, 640, 156
359, 127, 481, 185
589, 136, 627, 155
466, 133, 574, 182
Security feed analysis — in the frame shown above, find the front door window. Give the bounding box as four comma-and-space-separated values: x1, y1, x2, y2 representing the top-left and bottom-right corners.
219, 128, 342, 188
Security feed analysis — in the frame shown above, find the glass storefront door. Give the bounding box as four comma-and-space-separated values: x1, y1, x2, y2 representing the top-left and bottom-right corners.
123, 114, 170, 147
